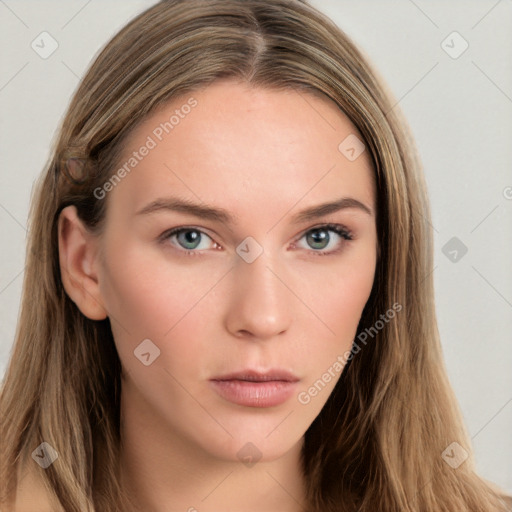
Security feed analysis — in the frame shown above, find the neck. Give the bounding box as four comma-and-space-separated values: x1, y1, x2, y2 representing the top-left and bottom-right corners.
118, 379, 307, 512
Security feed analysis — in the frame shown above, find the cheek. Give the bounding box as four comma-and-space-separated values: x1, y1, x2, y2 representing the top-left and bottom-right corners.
292, 250, 376, 408
293, 247, 376, 380
300, 248, 376, 336
98, 240, 225, 360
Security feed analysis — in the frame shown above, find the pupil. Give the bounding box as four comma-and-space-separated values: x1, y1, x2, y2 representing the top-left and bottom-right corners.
181, 230, 200, 248
308, 229, 329, 249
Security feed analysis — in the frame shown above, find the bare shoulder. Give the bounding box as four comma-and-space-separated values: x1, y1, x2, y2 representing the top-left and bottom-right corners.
500, 494, 512, 510
4, 462, 59, 512
486, 480, 512, 511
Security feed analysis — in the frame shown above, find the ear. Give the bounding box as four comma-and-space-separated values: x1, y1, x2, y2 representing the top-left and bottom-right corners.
57, 205, 108, 320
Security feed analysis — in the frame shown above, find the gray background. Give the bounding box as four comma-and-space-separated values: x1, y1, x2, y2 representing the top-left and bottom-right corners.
1, 0, 511, 492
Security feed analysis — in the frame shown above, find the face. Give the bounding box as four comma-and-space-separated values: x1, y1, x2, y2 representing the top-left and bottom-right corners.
91, 80, 377, 463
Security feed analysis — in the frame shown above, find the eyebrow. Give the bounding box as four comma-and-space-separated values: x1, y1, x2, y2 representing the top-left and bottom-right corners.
135, 196, 373, 225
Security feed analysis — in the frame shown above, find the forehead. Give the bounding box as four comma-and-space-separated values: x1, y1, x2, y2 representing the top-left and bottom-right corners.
107, 80, 376, 223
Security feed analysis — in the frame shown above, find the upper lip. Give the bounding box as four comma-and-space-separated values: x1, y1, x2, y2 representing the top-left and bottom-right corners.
210, 369, 299, 382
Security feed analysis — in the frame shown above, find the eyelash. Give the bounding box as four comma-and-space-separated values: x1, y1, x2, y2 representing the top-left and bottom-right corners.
158, 223, 354, 258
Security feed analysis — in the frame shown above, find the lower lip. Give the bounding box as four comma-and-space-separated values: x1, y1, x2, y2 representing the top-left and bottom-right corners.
209, 379, 298, 408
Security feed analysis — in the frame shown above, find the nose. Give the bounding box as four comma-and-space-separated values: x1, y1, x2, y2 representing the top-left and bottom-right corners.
224, 249, 293, 341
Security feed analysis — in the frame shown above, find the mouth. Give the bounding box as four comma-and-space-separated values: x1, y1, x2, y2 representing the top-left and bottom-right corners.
211, 369, 300, 383
209, 369, 300, 408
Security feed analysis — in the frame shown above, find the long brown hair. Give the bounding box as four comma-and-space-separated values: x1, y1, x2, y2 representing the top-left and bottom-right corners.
1, 1, 509, 510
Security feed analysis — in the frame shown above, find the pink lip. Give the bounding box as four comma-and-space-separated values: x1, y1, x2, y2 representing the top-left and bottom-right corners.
209, 369, 299, 408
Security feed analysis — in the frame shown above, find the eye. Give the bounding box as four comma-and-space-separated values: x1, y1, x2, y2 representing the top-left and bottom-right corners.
159, 223, 353, 257
159, 227, 218, 255
293, 224, 353, 256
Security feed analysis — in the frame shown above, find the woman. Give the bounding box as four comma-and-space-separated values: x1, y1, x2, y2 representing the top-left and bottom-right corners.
0, 0, 509, 510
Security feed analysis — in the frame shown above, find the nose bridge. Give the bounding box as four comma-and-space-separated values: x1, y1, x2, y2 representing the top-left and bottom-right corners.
226, 243, 293, 339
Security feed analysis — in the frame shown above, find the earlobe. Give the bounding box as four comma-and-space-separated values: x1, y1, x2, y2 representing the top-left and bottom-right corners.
57, 205, 108, 321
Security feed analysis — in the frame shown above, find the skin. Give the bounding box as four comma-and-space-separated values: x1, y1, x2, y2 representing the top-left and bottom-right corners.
58, 80, 378, 512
